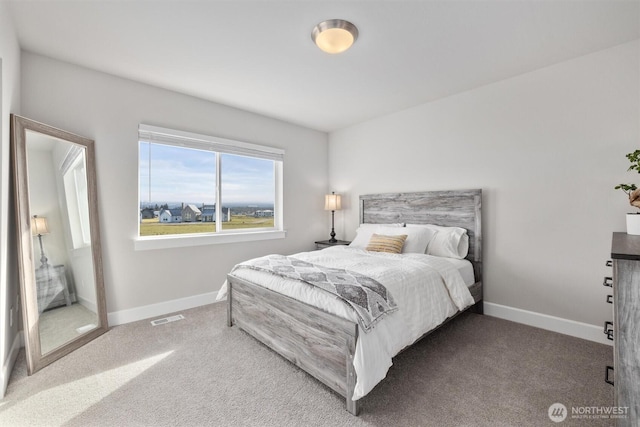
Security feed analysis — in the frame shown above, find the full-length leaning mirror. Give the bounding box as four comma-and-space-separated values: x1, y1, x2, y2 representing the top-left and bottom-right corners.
11, 114, 108, 375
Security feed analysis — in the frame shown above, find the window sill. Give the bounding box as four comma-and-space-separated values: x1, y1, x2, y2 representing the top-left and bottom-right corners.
134, 229, 286, 251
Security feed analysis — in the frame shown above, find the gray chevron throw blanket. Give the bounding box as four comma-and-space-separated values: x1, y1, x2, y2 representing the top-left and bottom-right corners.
234, 255, 397, 332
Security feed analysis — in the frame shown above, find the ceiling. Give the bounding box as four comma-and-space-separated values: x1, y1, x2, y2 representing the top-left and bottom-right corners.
7, 1, 640, 133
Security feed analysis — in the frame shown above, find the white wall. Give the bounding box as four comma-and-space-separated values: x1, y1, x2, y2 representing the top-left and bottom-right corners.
329, 41, 640, 336
0, 1, 21, 398
20, 52, 329, 321
26, 148, 71, 271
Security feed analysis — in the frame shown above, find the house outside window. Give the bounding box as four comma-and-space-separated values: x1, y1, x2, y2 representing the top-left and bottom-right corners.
136, 124, 284, 249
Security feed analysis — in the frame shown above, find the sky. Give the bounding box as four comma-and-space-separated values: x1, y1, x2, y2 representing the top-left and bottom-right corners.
139, 142, 275, 205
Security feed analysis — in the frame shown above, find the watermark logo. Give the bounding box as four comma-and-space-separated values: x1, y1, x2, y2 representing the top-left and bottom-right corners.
548, 403, 568, 423
548, 403, 629, 422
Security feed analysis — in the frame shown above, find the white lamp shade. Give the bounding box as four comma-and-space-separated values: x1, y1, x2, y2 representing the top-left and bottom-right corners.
324, 194, 342, 211
31, 216, 50, 236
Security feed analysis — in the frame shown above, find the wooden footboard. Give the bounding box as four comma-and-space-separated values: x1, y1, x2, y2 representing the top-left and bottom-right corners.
227, 273, 483, 415
227, 274, 361, 415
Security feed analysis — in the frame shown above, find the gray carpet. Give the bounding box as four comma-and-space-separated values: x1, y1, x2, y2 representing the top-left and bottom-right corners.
1, 302, 614, 426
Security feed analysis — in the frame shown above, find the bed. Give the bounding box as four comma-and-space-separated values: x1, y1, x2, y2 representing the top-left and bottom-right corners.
223, 189, 482, 415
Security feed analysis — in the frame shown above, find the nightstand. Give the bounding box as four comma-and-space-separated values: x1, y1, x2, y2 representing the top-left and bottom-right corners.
35, 264, 72, 313
315, 240, 351, 250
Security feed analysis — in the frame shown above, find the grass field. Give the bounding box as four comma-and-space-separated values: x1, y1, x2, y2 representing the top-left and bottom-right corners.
140, 215, 274, 236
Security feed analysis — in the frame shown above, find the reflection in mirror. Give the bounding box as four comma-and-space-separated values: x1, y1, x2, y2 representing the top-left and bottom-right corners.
11, 115, 108, 375
27, 133, 99, 354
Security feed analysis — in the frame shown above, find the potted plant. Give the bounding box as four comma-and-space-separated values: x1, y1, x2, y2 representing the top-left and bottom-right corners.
615, 149, 640, 235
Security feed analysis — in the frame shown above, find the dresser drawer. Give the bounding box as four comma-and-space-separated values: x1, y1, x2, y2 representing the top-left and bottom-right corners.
35, 264, 71, 313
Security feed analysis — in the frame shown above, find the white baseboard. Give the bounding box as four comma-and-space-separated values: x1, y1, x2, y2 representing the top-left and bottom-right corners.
77, 295, 97, 314
107, 295, 611, 345
483, 302, 612, 346
1, 331, 24, 399
107, 291, 219, 326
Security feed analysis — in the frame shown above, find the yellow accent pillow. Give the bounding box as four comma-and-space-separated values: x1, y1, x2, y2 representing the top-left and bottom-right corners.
366, 233, 407, 254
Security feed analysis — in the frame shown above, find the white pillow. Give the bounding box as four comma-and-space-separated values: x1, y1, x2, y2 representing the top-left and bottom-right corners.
406, 224, 469, 259
350, 224, 402, 248
351, 224, 435, 254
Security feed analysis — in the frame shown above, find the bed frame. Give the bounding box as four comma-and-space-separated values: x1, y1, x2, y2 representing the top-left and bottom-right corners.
226, 189, 483, 415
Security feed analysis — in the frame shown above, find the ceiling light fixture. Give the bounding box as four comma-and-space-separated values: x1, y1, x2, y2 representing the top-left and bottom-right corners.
311, 19, 359, 54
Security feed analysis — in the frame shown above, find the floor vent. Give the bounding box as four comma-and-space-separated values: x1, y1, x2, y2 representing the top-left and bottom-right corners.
76, 323, 97, 334
150, 314, 185, 326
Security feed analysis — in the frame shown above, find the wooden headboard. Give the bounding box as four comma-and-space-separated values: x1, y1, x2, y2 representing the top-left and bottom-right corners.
359, 189, 482, 283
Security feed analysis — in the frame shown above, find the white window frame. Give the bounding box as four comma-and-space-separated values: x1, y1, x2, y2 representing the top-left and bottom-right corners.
135, 124, 285, 251
61, 145, 92, 249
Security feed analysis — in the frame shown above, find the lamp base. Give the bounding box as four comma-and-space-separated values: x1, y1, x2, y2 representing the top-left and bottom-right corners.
329, 226, 337, 243
38, 234, 50, 270
328, 210, 338, 244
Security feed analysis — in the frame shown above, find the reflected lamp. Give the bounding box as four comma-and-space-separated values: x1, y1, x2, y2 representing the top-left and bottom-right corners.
31, 215, 51, 268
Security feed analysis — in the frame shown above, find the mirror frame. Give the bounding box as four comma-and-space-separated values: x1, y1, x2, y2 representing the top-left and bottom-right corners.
11, 114, 108, 375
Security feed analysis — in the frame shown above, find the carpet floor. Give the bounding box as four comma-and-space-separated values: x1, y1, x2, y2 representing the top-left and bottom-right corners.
1, 302, 614, 426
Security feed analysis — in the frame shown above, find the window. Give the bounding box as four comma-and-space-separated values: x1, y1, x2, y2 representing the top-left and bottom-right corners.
62, 146, 91, 248
137, 124, 284, 249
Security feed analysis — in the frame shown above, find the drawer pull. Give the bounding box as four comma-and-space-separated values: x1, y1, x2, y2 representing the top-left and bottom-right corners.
604, 321, 614, 340
605, 365, 614, 386
606, 260, 613, 267
606, 294, 613, 304
603, 277, 613, 287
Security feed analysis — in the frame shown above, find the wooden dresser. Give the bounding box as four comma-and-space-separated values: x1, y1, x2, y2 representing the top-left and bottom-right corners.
609, 232, 640, 425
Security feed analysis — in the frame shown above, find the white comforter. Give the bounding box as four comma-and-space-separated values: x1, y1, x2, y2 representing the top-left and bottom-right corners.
216, 245, 475, 400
